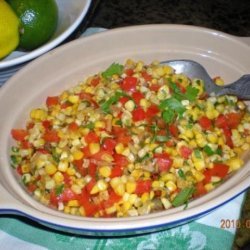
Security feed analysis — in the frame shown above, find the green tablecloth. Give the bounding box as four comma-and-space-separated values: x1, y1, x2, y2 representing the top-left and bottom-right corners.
0, 193, 244, 250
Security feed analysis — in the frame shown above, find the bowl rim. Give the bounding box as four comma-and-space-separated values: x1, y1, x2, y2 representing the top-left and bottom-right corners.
0, 0, 92, 69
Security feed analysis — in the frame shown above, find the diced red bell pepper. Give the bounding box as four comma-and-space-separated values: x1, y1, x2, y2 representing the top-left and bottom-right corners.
141, 71, 152, 81
43, 130, 60, 143
149, 83, 161, 92
215, 114, 228, 128
222, 126, 234, 148
211, 163, 229, 178
146, 104, 159, 119
113, 154, 129, 168
11, 129, 28, 141
226, 112, 242, 129
121, 76, 137, 92
132, 107, 146, 121
119, 96, 130, 105
46, 96, 59, 107
85, 179, 96, 193
198, 116, 212, 130
42, 120, 51, 130
90, 76, 100, 87
169, 123, 179, 137
125, 68, 134, 76
179, 145, 193, 159
194, 182, 207, 197
27, 183, 37, 193
78, 188, 99, 216
154, 153, 173, 172
132, 91, 144, 106
85, 131, 100, 144
101, 189, 122, 208
135, 180, 152, 195
102, 138, 117, 153
110, 165, 123, 178
68, 122, 79, 131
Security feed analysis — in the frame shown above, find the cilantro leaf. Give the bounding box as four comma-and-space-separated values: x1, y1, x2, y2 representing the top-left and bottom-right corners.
162, 109, 175, 124
169, 82, 199, 102
101, 91, 127, 113
102, 63, 124, 79
203, 145, 215, 156
185, 86, 199, 101
160, 97, 186, 123
160, 97, 186, 114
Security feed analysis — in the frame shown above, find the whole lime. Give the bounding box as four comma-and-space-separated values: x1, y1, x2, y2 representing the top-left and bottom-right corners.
8, 0, 58, 51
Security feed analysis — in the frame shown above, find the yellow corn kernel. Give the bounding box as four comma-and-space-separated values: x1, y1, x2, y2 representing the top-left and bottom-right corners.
134, 61, 144, 72
85, 86, 95, 94
207, 133, 218, 144
45, 163, 57, 175
79, 206, 85, 216
68, 95, 80, 104
71, 184, 82, 194
100, 152, 114, 162
172, 157, 184, 169
214, 76, 224, 86
105, 205, 117, 215
131, 169, 142, 180
66, 167, 75, 176
206, 109, 219, 120
205, 183, 215, 192
141, 192, 150, 203
67, 200, 79, 207
72, 150, 84, 161
30, 109, 47, 121
165, 181, 177, 192
21, 164, 30, 174
122, 201, 132, 211
58, 160, 69, 172
124, 100, 135, 111
94, 121, 105, 129
226, 157, 244, 172
163, 65, 174, 75
110, 177, 120, 188
192, 170, 205, 182
140, 98, 150, 108
161, 197, 172, 209
193, 159, 205, 171
114, 183, 125, 196
53, 171, 64, 184
126, 181, 136, 194
33, 138, 45, 147
121, 147, 130, 157
161, 173, 177, 182
89, 143, 100, 155
115, 143, 124, 154
64, 206, 71, 214
152, 180, 164, 189
99, 166, 111, 178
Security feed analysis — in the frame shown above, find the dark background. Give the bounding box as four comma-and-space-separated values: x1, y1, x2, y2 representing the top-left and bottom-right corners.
85, 0, 250, 36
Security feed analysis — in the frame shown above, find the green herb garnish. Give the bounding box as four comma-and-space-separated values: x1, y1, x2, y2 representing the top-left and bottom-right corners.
102, 63, 124, 79
101, 91, 127, 113
55, 184, 64, 196
172, 186, 195, 207
178, 169, 186, 180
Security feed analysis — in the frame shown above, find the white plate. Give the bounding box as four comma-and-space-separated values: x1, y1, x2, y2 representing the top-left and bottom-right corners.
0, 0, 92, 85
0, 24, 250, 236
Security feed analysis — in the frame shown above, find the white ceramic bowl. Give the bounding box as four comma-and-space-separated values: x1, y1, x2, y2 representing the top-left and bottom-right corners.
0, 0, 92, 85
0, 24, 250, 236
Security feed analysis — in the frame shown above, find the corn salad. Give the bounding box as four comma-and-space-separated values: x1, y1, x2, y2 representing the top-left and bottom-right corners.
10, 60, 250, 218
